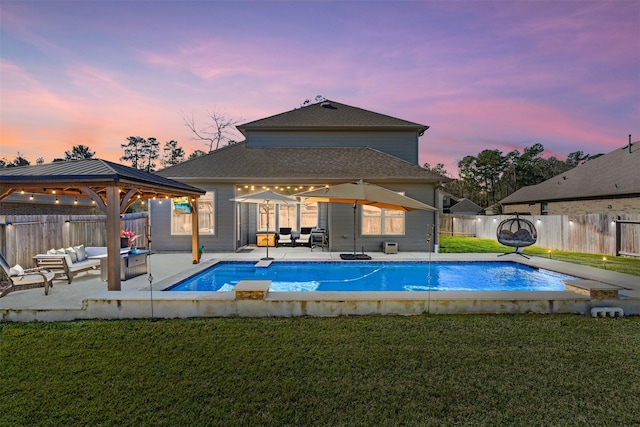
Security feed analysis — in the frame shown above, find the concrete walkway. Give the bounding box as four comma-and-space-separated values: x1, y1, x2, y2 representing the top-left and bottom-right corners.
1, 246, 638, 320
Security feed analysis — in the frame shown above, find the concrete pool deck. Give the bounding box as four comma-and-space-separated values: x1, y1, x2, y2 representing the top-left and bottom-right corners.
1, 246, 638, 321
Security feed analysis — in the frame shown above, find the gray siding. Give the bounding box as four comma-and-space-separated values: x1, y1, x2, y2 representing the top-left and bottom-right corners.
150, 184, 237, 252
246, 130, 420, 164
324, 182, 438, 252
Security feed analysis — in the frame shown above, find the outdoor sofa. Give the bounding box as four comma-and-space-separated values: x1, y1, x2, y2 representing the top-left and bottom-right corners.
33, 245, 103, 284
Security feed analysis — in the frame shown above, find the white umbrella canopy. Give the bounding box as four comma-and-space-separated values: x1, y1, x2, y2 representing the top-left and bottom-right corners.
294, 181, 437, 258
230, 190, 299, 205
230, 190, 298, 260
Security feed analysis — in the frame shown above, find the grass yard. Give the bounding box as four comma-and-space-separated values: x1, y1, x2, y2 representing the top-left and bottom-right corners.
2, 236, 639, 426
439, 235, 640, 276
1, 316, 639, 426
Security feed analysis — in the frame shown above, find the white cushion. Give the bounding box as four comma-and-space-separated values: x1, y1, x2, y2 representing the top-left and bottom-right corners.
55, 248, 66, 255
47, 248, 57, 255
73, 245, 87, 261
9, 264, 24, 276
65, 247, 78, 263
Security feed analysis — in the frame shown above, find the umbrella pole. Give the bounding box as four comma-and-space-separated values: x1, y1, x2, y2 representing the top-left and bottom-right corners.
353, 202, 357, 255
262, 200, 273, 261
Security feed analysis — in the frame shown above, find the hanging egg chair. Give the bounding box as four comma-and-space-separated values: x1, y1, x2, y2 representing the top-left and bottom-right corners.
496, 213, 537, 258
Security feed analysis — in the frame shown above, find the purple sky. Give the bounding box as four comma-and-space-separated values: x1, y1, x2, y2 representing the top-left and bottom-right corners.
1, 1, 638, 177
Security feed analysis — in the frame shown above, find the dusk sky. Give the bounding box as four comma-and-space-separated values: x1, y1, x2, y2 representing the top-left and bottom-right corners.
1, 1, 638, 176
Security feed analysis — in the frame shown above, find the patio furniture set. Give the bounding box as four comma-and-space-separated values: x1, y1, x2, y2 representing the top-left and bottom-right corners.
1, 245, 149, 297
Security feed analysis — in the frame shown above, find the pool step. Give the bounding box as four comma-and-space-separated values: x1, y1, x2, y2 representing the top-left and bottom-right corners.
255, 260, 273, 268
564, 280, 619, 299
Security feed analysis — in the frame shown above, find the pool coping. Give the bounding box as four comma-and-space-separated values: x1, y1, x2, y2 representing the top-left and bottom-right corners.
2, 251, 638, 321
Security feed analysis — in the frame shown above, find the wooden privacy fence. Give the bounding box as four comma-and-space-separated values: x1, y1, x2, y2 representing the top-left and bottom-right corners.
439, 213, 640, 257
0, 213, 149, 268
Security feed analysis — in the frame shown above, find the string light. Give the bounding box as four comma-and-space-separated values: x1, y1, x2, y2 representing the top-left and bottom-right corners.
29, 194, 34, 201
74, 197, 78, 205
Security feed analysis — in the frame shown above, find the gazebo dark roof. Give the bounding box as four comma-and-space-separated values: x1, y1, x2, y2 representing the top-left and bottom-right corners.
0, 159, 204, 198
237, 100, 429, 135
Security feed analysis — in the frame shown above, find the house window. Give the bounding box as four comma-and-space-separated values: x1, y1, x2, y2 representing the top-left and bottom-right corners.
279, 204, 297, 230
171, 191, 215, 235
258, 202, 276, 231
541, 202, 548, 216
361, 205, 405, 235
300, 200, 318, 228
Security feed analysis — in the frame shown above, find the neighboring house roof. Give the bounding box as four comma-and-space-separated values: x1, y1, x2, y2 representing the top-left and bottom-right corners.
157, 142, 447, 183
237, 100, 429, 135
500, 144, 640, 204
448, 198, 482, 214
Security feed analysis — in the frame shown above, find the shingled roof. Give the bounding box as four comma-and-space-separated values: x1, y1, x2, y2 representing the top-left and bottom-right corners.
500, 143, 640, 204
157, 142, 446, 183
0, 159, 204, 195
237, 100, 429, 135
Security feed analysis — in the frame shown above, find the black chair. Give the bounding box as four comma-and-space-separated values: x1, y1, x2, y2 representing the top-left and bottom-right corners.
277, 227, 295, 247
297, 227, 313, 247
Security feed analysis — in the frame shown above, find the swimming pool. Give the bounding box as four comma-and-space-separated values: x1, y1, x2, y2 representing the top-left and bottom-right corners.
166, 261, 577, 292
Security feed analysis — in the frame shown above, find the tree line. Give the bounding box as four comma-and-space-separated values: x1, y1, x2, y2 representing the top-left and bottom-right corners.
1, 109, 600, 208
1, 111, 241, 172
425, 143, 601, 208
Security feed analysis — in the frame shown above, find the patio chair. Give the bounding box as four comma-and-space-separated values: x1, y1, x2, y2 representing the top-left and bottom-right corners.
297, 227, 313, 247
276, 227, 295, 247
0, 252, 55, 296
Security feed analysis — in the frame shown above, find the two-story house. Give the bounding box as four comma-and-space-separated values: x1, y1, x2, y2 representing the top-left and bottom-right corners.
152, 100, 447, 253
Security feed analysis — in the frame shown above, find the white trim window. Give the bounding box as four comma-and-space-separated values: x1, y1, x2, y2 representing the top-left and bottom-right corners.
361, 205, 405, 235
258, 202, 276, 231
171, 191, 215, 235
300, 200, 318, 228
279, 204, 298, 230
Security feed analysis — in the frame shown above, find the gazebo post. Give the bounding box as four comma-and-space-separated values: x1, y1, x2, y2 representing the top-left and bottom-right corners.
106, 186, 122, 291
191, 198, 200, 263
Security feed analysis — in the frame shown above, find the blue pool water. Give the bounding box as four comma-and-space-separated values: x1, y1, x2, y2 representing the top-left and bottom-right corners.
166, 261, 577, 292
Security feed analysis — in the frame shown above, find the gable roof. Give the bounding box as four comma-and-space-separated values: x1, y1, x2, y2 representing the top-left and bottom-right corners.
500, 143, 640, 204
237, 100, 429, 135
448, 198, 482, 213
157, 142, 447, 183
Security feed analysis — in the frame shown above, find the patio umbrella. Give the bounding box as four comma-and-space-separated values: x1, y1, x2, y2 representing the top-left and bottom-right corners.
294, 181, 437, 259
230, 190, 298, 260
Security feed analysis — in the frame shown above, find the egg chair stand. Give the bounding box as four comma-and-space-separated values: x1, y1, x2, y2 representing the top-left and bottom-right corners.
496, 213, 537, 259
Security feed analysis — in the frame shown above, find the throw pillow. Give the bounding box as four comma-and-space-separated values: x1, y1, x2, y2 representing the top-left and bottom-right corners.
55, 248, 66, 255
73, 245, 87, 261
65, 247, 78, 263
9, 264, 24, 276
47, 248, 57, 255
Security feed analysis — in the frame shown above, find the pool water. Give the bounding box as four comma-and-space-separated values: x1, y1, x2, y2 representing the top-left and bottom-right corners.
166, 261, 577, 292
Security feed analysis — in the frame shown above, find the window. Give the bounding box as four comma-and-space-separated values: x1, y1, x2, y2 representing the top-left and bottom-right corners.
279, 204, 297, 230
541, 202, 548, 216
171, 191, 215, 235
300, 200, 318, 228
258, 202, 276, 231
361, 205, 405, 235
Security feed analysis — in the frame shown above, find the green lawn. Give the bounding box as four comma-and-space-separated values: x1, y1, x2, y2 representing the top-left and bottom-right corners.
2, 316, 639, 426
2, 236, 639, 425
439, 235, 640, 276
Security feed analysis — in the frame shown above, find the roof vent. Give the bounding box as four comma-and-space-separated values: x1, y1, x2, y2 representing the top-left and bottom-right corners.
321, 101, 333, 108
